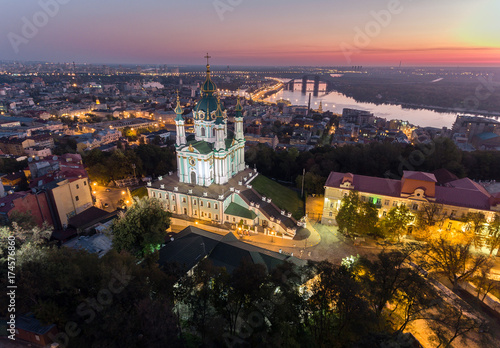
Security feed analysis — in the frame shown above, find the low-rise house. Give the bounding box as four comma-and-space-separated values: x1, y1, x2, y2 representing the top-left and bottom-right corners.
14, 313, 58, 346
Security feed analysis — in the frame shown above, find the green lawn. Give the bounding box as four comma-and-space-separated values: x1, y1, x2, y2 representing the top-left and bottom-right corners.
251, 174, 304, 220
131, 186, 148, 199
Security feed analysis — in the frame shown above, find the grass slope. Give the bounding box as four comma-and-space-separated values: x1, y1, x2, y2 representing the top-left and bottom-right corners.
131, 186, 148, 199
251, 174, 304, 220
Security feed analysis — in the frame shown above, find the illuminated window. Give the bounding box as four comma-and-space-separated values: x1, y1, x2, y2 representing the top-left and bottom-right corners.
208, 213, 211, 219
384, 200, 389, 206
393, 201, 398, 206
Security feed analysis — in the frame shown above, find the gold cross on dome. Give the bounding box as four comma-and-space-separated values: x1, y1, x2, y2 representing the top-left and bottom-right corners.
204, 53, 211, 65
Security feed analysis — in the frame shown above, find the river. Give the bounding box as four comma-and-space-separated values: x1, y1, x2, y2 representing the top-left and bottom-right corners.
265, 89, 458, 128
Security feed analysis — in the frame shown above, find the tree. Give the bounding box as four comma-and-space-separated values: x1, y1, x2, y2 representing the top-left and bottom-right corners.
380, 205, 413, 241
423, 237, 490, 289
307, 261, 370, 347
486, 213, 500, 255
416, 202, 446, 230
461, 212, 486, 248
112, 197, 170, 258
336, 191, 361, 237
429, 304, 484, 348
336, 191, 380, 237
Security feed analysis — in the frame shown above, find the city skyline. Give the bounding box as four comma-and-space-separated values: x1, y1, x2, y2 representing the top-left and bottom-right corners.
0, 0, 499, 66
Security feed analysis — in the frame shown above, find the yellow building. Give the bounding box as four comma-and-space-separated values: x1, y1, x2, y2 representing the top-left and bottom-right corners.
322, 171, 500, 235
49, 177, 93, 228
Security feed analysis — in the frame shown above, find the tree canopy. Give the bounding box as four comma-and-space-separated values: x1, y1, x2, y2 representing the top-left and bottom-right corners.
112, 197, 170, 258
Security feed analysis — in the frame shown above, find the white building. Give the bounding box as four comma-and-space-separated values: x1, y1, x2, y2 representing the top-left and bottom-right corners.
147, 59, 300, 238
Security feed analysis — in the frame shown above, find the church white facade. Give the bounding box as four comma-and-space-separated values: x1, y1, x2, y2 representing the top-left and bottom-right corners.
174, 61, 245, 187
147, 57, 300, 238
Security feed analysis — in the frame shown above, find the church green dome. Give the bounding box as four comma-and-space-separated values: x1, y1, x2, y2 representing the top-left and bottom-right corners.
195, 61, 225, 121
195, 94, 219, 120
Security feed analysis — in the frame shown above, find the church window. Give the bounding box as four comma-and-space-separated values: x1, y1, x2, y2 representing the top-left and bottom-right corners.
214, 203, 218, 209
183, 208, 187, 215
159, 193, 162, 199
152, 192, 156, 197
201, 127, 206, 136
172, 195, 175, 200
215, 214, 219, 220
193, 200, 197, 205
213, 128, 216, 137
208, 202, 211, 208
200, 201, 203, 207
329, 212, 332, 217
233, 217, 235, 222
208, 213, 211, 219
194, 210, 197, 215
182, 197, 186, 203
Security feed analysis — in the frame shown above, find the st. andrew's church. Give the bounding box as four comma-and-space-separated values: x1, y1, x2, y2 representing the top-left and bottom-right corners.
147, 56, 300, 238
174, 58, 245, 187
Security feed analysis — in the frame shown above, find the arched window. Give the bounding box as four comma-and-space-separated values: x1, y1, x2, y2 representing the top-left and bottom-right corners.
201, 127, 205, 136
212, 128, 216, 137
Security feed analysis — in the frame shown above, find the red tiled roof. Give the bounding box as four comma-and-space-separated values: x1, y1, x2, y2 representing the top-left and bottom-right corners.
325, 172, 401, 198
0, 192, 28, 213
326, 171, 495, 211
402, 171, 437, 182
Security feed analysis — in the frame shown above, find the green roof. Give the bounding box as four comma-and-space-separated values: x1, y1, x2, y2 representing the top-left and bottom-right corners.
190, 140, 213, 154
225, 202, 257, 220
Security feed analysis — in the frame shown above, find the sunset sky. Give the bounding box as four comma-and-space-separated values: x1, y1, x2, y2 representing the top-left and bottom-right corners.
1, 0, 499, 66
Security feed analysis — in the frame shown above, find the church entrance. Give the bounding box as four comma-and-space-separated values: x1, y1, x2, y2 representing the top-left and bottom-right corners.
191, 171, 196, 185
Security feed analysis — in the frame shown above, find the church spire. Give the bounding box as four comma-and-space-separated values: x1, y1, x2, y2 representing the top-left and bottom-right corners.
201, 53, 216, 95
235, 95, 243, 118
174, 90, 184, 121
214, 96, 224, 125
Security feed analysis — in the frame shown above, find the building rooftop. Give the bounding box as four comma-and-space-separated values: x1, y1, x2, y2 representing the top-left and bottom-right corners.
158, 226, 306, 274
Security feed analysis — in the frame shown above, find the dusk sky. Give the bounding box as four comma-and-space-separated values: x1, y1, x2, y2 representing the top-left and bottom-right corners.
1, 0, 499, 66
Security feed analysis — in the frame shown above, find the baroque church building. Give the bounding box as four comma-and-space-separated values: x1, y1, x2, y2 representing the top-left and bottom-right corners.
175, 59, 245, 187
147, 57, 300, 238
